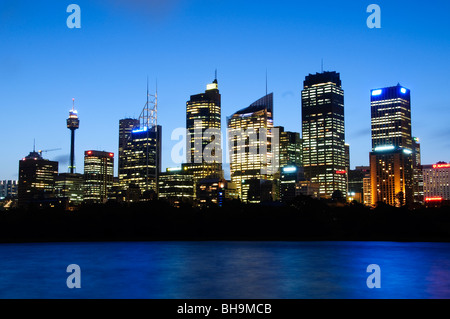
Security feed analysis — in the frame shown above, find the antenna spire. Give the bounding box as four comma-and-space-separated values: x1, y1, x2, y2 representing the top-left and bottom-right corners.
321, 58, 324, 73
265, 68, 268, 96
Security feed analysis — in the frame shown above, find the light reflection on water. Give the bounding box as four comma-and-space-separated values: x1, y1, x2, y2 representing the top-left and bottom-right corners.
0, 241, 449, 299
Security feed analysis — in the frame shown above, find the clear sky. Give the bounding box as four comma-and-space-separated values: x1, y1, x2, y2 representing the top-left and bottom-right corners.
1, 0, 449, 180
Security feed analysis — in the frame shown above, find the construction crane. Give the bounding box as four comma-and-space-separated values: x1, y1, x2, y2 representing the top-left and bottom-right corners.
38, 148, 61, 156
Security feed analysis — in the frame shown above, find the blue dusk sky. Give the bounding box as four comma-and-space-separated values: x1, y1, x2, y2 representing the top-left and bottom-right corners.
1, 0, 449, 180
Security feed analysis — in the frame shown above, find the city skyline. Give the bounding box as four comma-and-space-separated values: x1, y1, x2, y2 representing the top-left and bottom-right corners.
1, 1, 450, 181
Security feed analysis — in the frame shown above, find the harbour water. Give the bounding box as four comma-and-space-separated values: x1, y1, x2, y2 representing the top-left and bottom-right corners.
0, 241, 449, 299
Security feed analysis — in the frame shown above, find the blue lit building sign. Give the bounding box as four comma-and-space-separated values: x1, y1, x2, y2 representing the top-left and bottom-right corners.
132, 126, 148, 133
371, 89, 382, 96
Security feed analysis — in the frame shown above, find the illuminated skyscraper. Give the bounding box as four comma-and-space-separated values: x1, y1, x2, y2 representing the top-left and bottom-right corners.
369, 84, 414, 206
185, 76, 223, 185
276, 126, 302, 168
119, 84, 161, 197
121, 125, 162, 194
84, 150, 114, 203
301, 71, 347, 198
118, 118, 139, 182
228, 93, 275, 196
18, 150, 58, 208
67, 99, 79, 174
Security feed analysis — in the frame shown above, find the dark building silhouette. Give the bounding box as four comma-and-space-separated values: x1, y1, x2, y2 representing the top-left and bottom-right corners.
301, 71, 347, 198
18, 150, 58, 208
279, 165, 305, 203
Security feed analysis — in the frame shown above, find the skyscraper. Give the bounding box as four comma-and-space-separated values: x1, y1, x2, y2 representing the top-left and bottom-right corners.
412, 137, 423, 204
184, 77, 223, 185
120, 125, 162, 194
301, 71, 347, 198
119, 84, 161, 197
84, 150, 114, 203
228, 93, 275, 197
18, 150, 58, 208
67, 98, 79, 174
276, 126, 302, 168
369, 84, 414, 207
118, 118, 139, 182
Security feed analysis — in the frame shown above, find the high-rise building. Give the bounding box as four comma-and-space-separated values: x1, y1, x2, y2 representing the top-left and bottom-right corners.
412, 137, 423, 204
369, 84, 414, 207
228, 93, 275, 197
422, 162, 450, 202
185, 77, 223, 185
276, 126, 302, 168
363, 176, 372, 206
83, 150, 114, 203
0, 180, 18, 199
67, 99, 79, 174
301, 71, 347, 198
120, 125, 162, 195
18, 150, 58, 208
118, 118, 140, 182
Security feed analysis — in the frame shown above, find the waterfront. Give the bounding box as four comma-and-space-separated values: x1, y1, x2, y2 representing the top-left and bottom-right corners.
0, 241, 449, 299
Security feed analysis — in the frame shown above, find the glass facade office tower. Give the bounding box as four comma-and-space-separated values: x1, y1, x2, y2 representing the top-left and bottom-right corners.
18, 151, 58, 208
301, 71, 347, 199
369, 84, 414, 207
228, 93, 275, 196
84, 150, 114, 203
118, 118, 140, 183
120, 125, 162, 194
185, 78, 223, 184
276, 126, 302, 168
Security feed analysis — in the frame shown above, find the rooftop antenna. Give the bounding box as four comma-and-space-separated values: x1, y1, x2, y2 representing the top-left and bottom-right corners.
321, 59, 324, 73
33, 139, 36, 152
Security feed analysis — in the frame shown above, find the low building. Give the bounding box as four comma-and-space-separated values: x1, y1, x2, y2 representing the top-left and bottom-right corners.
158, 167, 194, 207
